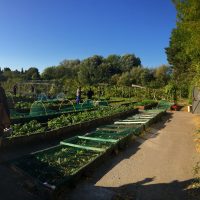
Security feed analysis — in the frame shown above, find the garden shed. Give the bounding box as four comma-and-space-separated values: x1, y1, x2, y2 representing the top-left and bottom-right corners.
192, 86, 200, 114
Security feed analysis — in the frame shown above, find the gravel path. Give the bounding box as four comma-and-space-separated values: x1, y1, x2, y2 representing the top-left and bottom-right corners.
66, 111, 199, 200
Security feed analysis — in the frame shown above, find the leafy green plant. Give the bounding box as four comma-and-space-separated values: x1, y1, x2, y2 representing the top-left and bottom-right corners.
11, 120, 46, 137
15, 147, 100, 185
11, 104, 135, 137
15, 101, 32, 109
47, 115, 72, 129
135, 100, 157, 106
70, 137, 112, 149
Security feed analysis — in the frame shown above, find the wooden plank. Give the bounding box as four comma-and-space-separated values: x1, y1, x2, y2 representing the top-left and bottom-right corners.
140, 115, 154, 116
60, 141, 105, 152
95, 128, 124, 132
78, 136, 117, 143
139, 116, 153, 119
96, 127, 125, 131
114, 121, 147, 124
122, 119, 148, 122
89, 131, 130, 136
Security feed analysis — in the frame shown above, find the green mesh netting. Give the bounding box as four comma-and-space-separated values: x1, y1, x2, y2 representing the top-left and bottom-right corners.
29, 101, 47, 116
13, 145, 100, 185
157, 100, 172, 109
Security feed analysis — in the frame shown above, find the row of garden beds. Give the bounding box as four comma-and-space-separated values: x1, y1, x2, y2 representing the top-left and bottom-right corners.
4, 101, 170, 149
2, 107, 139, 150
10, 100, 154, 124
9, 108, 166, 199
10, 102, 96, 124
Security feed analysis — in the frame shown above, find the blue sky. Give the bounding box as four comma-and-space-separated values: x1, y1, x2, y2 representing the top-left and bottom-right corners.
0, 0, 176, 72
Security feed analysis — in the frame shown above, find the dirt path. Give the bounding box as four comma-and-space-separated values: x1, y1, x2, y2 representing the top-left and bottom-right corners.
66, 111, 199, 200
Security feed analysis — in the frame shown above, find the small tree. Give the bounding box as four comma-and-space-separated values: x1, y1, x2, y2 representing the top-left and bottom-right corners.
165, 82, 177, 102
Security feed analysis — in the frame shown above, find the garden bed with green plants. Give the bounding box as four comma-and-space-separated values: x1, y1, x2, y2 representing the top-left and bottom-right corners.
12, 101, 76, 113
134, 100, 158, 110
11, 145, 101, 184
84, 125, 143, 149
10, 99, 138, 124
1, 105, 138, 149
10, 101, 96, 124
10, 144, 104, 197
61, 136, 115, 151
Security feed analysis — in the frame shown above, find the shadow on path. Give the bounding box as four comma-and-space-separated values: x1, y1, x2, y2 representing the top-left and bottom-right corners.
67, 178, 199, 200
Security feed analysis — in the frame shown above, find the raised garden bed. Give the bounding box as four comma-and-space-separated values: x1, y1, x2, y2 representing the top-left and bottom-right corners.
60, 136, 115, 151
10, 145, 108, 199
1, 108, 139, 150
136, 102, 158, 110
11, 106, 96, 124
91, 125, 143, 149
114, 109, 166, 130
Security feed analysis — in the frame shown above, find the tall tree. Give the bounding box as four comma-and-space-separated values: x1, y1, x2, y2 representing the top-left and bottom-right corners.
166, 0, 200, 90
154, 65, 172, 87
78, 55, 103, 85
41, 66, 57, 80
120, 54, 141, 72
25, 67, 40, 80
104, 54, 122, 75
117, 72, 132, 86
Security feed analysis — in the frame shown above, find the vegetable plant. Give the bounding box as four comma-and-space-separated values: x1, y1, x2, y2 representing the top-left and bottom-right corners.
15, 146, 100, 185
10, 104, 135, 137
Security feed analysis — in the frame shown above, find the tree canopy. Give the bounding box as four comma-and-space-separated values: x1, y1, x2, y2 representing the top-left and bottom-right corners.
166, 0, 200, 91
1, 53, 171, 93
